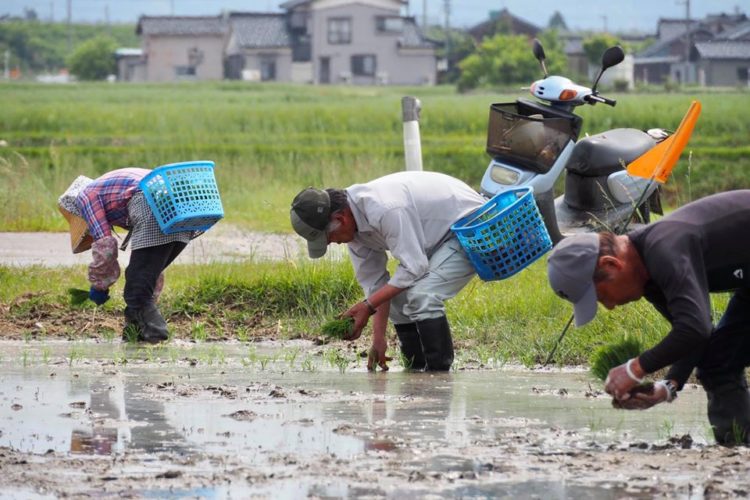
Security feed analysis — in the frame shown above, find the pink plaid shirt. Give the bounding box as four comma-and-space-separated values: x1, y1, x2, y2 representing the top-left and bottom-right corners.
75, 168, 150, 240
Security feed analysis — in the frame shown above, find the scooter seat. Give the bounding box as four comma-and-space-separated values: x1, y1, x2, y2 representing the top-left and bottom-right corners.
566, 128, 655, 177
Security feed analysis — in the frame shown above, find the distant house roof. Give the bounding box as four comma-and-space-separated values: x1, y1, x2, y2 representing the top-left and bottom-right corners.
715, 20, 750, 41
280, 0, 407, 8
228, 13, 291, 48
637, 26, 713, 58
469, 8, 540, 40
136, 16, 228, 36
399, 18, 437, 49
114, 48, 143, 57
693, 40, 750, 60
657, 18, 702, 40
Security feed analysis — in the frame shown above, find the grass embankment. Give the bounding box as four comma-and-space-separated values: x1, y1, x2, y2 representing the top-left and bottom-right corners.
0, 259, 731, 366
0, 83, 741, 364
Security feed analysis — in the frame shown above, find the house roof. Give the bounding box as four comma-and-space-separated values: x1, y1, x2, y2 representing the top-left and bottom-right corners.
637, 26, 713, 58
693, 40, 750, 60
715, 20, 750, 41
229, 13, 291, 48
280, 0, 407, 8
136, 16, 228, 36
468, 8, 540, 40
399, 18, 437, 49
114, 48, 143, 57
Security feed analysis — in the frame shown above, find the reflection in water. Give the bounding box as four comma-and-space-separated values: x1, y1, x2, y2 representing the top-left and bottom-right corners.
0, 342, 710, 462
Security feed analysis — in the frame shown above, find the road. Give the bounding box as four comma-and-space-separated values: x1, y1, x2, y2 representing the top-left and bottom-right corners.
0, 224, 341, 267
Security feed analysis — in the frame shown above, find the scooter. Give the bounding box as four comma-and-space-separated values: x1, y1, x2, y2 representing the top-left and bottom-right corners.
479, 39, 667, 244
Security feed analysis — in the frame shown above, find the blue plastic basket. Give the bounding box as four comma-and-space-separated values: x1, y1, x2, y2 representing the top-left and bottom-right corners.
451, 187, 552, 281
139, 161, 224, 234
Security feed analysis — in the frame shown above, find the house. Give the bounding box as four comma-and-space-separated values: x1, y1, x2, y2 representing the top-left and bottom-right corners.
635, 13, 749, 85
277, 0, 437, 85
127, 0, 437, 85
114, 48, 145, 82
224, 13, 295, 82
692, 21, 750, 86
135, 16, 228, 82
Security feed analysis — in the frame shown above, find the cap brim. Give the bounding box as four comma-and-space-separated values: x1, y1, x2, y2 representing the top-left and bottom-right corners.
307, 234, 328, 259
572, 283, 598, 327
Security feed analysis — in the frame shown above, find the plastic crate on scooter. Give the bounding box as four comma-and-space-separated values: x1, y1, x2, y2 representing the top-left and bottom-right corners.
486, 102, 579, 173
139, 160, 224, 234
451, 187, 552, 281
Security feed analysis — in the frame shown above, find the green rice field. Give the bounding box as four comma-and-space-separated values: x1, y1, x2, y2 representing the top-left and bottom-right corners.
0, 82, 745, 364
1, 82, 748, 232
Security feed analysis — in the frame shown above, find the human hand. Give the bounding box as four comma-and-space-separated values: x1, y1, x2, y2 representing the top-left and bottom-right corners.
604, 358, 645, 401
342, 301, 373, 340
88, 286, 110, 305
613, 381, 669, 410
367, 336, 393, 372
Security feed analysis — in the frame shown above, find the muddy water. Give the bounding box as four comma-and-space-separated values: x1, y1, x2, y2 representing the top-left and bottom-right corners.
0, 340, 747, 499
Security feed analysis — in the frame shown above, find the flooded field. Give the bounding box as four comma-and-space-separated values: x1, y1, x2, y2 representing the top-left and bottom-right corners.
0, 340, 748, 499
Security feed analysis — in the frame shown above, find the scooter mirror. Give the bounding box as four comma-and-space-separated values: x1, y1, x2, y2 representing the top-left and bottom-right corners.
592, 46, 625, 92
532, 39, 548, 77
601, 46, 625, 70
532, 39, 546, 62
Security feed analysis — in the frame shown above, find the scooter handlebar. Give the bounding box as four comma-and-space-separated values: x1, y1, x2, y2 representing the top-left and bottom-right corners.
585, 94, 617, 107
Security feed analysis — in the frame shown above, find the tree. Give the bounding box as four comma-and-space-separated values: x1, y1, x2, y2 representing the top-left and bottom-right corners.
548, 11, 568, 31
67, 36, 116, 80
582, 33, 620, 64
457, 32, 566, 92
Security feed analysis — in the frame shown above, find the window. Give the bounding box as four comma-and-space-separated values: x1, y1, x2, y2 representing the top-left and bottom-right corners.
376, 16, 404, 33
328, 17, 351, 44
738, 67, 749, 82
175, 66, 196, 76
351, 54, 376, 76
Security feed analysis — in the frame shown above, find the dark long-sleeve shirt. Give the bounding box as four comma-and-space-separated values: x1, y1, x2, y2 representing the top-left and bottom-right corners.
629, 190, 750, 385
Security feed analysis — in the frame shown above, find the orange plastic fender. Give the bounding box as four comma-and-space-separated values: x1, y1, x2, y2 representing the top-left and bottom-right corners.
627, 100, 702, 184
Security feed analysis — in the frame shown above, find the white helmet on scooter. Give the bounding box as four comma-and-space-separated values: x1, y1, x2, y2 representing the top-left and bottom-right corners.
504, 114, 546, 159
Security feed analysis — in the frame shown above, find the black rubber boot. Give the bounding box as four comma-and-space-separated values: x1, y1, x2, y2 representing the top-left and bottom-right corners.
415, 316, 454, 371
394, 323, 426, 370
701, 372, 750, 446
123, 303, 169, 344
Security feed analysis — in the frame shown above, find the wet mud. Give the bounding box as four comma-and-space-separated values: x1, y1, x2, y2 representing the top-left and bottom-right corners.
0, 340, 748, 499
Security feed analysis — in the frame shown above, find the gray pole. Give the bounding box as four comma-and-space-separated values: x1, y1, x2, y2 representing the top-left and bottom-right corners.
444, 0, 451, 72
3, 50, 9, 80
402, 96, 423, 171
422, 0, 427, 29
66, 0, 72, 54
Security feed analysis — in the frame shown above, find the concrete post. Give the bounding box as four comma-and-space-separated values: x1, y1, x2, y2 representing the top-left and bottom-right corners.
402, 96, 423, 171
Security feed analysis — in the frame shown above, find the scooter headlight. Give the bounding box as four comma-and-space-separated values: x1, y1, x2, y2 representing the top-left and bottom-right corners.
490, 165, 520, 185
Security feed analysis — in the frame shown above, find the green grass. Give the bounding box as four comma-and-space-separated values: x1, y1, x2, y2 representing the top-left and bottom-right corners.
0, 82, 748, 232
0, 259, 732, 365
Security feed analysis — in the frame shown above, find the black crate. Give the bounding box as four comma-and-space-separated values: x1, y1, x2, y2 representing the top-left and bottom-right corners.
486, 102, 578, 174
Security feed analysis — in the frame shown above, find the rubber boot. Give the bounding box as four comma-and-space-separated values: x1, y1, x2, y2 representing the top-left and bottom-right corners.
700, 372, 750, 446
415, 316, 454, 371
394, 323, 426, 370
123, 303, 169, 344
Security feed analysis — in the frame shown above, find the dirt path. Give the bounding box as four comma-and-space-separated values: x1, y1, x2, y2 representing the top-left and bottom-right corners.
0, 225, 343, 266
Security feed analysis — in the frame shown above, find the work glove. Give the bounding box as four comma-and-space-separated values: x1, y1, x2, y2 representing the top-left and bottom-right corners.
89, 286, 110, 306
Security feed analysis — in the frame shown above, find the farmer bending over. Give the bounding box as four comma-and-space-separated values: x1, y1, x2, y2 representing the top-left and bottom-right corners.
546, 190, 750, 445
58, 168, 200, 343
290, 171, 486, 371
